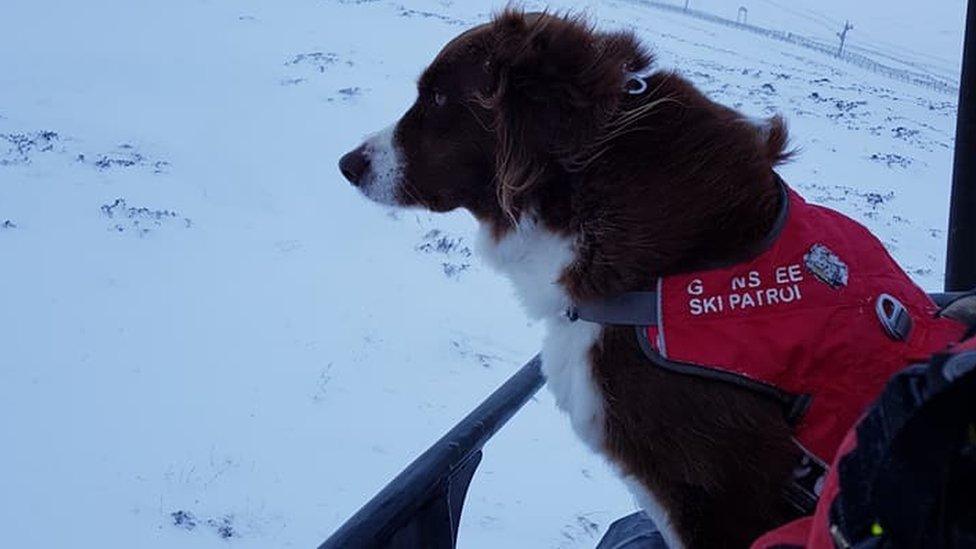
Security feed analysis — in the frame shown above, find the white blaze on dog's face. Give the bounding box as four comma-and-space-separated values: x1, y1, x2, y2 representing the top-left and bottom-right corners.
347, 125, 404, 206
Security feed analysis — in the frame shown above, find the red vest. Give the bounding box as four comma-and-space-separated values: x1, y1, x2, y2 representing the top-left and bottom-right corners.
641, 186, 965, 462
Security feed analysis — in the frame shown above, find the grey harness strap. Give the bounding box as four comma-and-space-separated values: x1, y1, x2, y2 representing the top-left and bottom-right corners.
568, 291, 659, 326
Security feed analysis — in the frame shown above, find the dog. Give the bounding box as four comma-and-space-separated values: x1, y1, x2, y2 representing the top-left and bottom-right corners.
338, 10, 966, 548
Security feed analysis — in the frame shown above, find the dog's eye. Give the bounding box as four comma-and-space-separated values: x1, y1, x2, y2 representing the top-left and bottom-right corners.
433, 91, 447, 107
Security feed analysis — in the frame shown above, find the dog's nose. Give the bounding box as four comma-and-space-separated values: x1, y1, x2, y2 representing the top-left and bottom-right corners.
339, 146, 370, 186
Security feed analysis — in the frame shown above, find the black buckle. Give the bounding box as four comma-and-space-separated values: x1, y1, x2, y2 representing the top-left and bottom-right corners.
784, 443, 829, 515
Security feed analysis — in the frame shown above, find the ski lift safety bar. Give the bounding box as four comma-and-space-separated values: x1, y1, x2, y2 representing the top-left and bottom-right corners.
321, 1, 975, 545
318, 355, 544, 549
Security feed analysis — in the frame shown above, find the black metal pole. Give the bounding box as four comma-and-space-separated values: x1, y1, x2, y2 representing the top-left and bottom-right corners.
319, 355, 544, 549
946, 0, 976, 291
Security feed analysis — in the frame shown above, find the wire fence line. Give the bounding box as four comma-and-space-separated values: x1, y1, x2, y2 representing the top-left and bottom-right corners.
625, 0, 960, 95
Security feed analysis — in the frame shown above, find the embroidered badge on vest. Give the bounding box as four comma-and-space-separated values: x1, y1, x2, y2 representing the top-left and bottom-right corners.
804, 244, 849, 288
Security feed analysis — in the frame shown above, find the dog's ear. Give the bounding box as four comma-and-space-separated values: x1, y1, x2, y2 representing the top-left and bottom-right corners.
483, 10, 652, 220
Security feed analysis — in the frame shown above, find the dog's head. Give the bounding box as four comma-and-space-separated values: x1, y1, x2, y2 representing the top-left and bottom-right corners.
338, 10, 651, 231
340, 10, 790, 296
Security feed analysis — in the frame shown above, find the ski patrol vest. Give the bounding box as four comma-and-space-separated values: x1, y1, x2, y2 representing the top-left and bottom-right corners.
568, 176, 967, 511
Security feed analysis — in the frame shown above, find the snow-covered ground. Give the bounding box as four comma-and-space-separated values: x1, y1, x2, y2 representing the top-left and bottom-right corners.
0, 1, 967, 547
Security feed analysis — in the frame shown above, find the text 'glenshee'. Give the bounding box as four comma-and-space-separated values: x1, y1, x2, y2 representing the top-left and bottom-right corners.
687, 264, 804, 316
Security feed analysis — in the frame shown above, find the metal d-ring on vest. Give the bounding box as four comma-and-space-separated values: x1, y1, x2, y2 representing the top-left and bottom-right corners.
876, 293, 913, 341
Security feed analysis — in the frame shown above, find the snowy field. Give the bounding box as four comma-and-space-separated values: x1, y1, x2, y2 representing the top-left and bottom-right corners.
0, 0, 967, 547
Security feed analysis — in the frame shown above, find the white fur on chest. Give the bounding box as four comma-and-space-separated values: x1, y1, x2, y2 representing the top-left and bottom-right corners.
476, 218, 682, 549
475, 219, 605, 451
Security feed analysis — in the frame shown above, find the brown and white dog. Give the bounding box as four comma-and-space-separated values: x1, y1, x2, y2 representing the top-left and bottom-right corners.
340, 11, 808, 548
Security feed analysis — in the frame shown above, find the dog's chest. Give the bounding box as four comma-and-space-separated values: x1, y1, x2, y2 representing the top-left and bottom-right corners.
476, 220, 606, 451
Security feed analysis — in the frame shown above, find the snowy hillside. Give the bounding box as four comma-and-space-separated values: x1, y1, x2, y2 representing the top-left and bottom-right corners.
654, 0, 967, 85
0, 1, 966, 548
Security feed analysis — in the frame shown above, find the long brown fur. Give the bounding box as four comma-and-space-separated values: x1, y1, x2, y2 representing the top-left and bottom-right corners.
342, 9, 803, 547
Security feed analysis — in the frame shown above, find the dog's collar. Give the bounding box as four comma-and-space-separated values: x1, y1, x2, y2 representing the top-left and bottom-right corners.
566, 173, 791, 324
